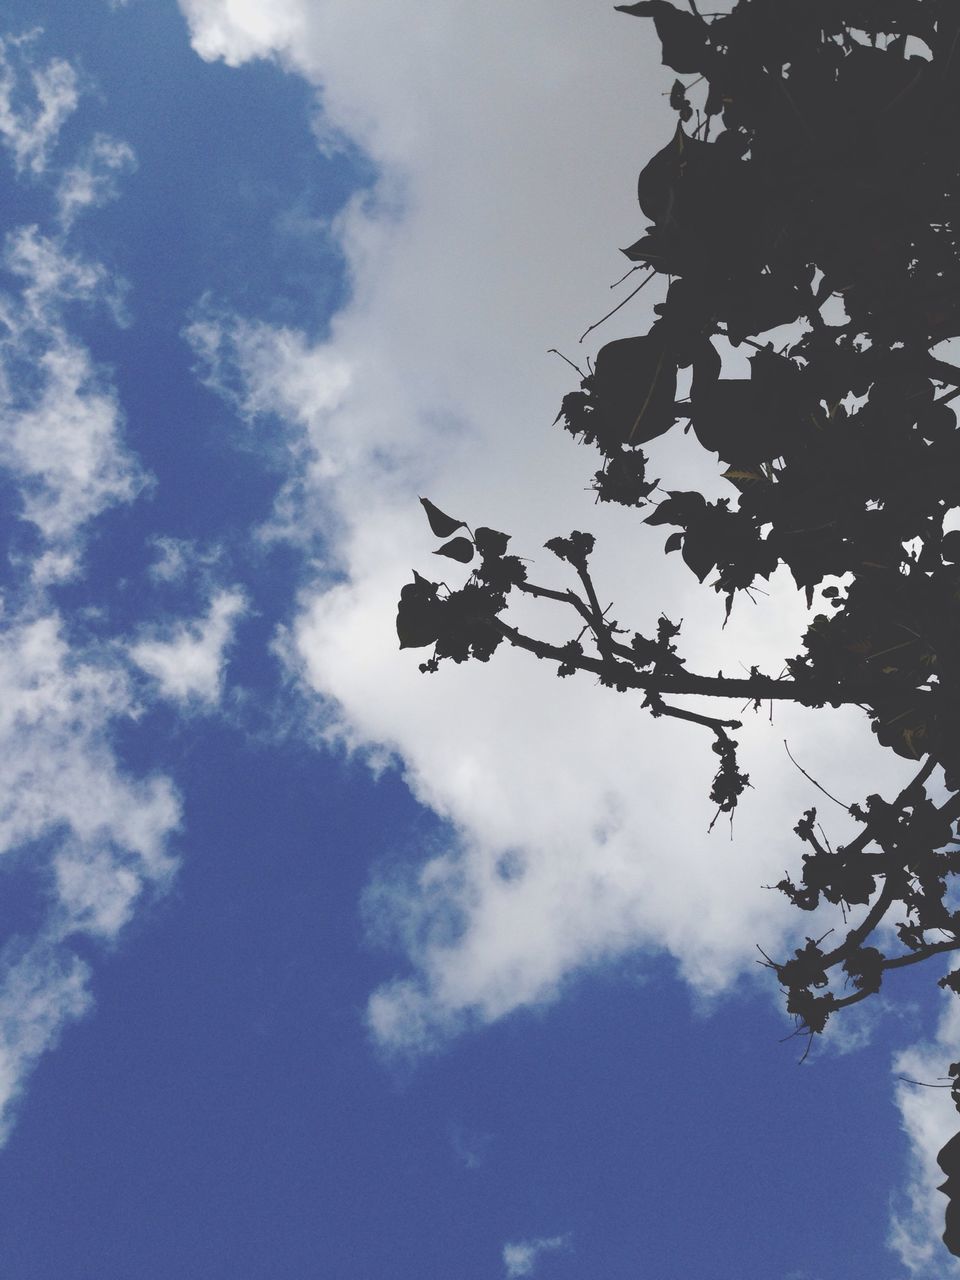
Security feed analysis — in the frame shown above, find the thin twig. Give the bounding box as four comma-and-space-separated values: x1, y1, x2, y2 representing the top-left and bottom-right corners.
547, 348, 585, 379
609, 263, 644, 289
784, 740, 851, 811
579, 270, 656, 343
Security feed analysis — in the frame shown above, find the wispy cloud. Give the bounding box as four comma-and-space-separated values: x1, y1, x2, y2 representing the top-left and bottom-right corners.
0, 613, 180, 1137
56, 133, 137, 230
0, 30, 79, 176
502, 1234, 570, 1278
889, 989, 960, 1277
0, 225, 143, 565
0, 942, 91, 1144
0, 31, 179, 1141
130, 587, 248, 705
147, 535, 224, 585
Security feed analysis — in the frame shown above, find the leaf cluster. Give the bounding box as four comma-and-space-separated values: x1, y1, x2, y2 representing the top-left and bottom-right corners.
397, 1, 960, 1080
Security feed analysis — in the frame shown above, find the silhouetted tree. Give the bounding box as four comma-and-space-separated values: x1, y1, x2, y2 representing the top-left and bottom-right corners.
398, 0, 960, 1254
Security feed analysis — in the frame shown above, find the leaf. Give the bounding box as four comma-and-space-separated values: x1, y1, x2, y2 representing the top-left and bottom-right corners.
590, 335, 678, 449
420, 497, 465, 538
474, 527, 511, 559
942, 530, 960, 564
690, 367, 804, 463
636, 125, 688, 224
721, 275, 805, 345
396, 573, 441, 650
620, 235, 670, 267
682, 531, 716, 582
615, 1, 711, 74
545, 531, 596, 564
434, 537, 475, 564
643, 490, 706, 526
721, 466, 766, 493
664, 531, 683, 553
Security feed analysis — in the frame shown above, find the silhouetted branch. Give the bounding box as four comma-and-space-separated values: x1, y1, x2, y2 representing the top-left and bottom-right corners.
400, 8, 960, 1211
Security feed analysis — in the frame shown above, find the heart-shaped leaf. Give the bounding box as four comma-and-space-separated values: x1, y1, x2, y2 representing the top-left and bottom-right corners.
434, 537, 475, 564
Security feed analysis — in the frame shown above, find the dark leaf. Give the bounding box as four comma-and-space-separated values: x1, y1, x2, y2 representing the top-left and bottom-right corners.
682, 531, 716, 582
420, 497, 466, 538
636, 124, 688, 224
474, 526, 511, 559
434, 537, 475, 564
545, 531, 596, 564
620, 235, 670, 267
396, 573, 441, 650
589, 334, 678, 449
616, 1, 711, 74
942, 530, 960, 564
643, 490, 706, 526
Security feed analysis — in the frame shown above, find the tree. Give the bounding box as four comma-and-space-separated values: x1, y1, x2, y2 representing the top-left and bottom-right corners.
397, 0, 960, 1256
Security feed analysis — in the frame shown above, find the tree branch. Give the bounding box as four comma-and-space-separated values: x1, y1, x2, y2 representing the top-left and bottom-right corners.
573, 560, 618, 672
492, 617, 933, 708
517, 579, 593, 626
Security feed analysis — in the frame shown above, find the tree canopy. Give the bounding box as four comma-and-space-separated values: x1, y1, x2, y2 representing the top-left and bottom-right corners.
397, 0, 960, 1256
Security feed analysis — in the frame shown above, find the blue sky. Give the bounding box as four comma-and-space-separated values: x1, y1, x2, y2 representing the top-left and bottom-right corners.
0, 3, 957, 1278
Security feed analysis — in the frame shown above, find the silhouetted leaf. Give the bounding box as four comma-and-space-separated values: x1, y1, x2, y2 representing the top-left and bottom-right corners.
434, 537, 475, 564
643, 490, 706, 526
943, 531, 960, 564
636, 124, 690, 223
616, 1, 711, 73
589, 334, 678, 449
545, 531, 595, 564
396, 572, 441, 649
474, 527, 510, 558
682, 531, 716, 582
620, 235, 670, 267
420, 497, 465, 538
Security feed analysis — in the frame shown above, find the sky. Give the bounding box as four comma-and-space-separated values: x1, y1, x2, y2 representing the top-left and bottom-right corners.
0, 2, 957, 1278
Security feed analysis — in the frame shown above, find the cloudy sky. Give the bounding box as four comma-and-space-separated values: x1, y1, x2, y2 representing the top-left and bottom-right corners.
0, 2, 957, 1277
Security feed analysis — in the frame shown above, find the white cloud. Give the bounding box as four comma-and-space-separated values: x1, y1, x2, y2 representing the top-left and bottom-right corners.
4, 221, 110, 314
0, 942, 91, 1144
0, 616, 178, 878
503, 1234, 570, 1278
130, 587, 248, 705
0, 63, 177, 1138
890, 990, 960, 1276
0, 225, 143, 562
56, 133, 137, 230
0, 612, 180, 1137
177, 0, 305, 69
147, 535, 223, 585
177, 0, 917, 1059
0, 31, 79, 176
